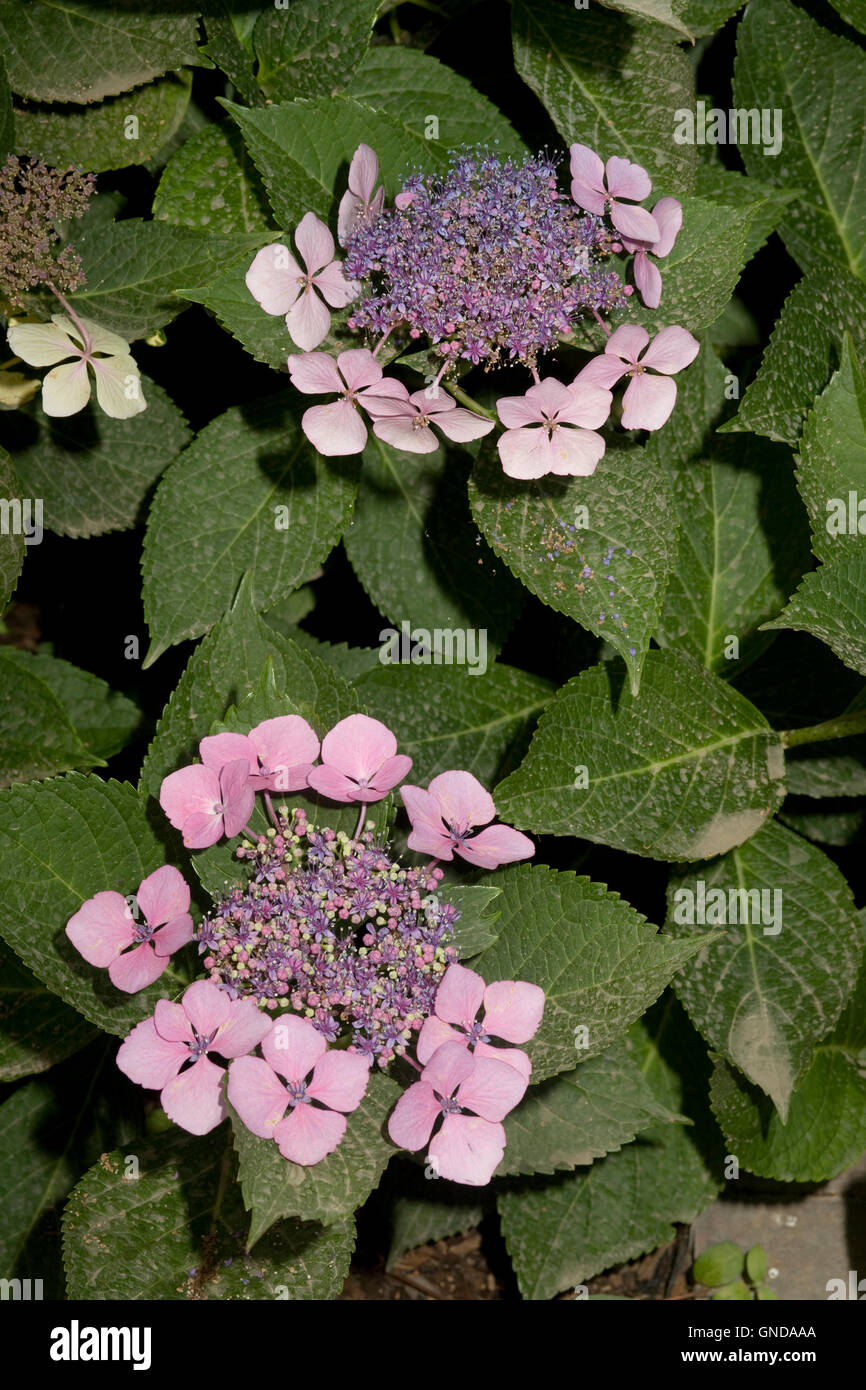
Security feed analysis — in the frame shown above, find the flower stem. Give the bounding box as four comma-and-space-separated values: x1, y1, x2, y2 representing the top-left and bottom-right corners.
591, 307, 612, 338
354, 804, 367, 841
440, 379, 497, 420
782, 708, 866, 749
263, 791, 279, 829
46, 283, 92, 353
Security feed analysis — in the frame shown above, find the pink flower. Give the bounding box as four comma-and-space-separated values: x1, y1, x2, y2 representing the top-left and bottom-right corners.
569, 144, 660, 242
159, 758, 254, 849
65, 865, 193, 995
288, 349, 408, 455
228, 1014, 370, 1165
198, 716, 319, 794
337, 143, 385, 244
417, 963, 544, 1079
495, 377, 612, 480
575, 324, 699, 431
401, 770, 534, 870
307, 713, 412, 803
388, 1041, 527, 1185
245, 212, 357, 352
116, 980, 271, 1135
371, 389, 494, 454
619, 197, 682, 309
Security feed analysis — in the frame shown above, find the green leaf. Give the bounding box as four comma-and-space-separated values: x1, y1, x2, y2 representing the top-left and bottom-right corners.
344, 46, 525, 159
63, 1125, 355, 1299
498, 998, 721, 1299
713, 1279, 751, 1300
469, 441, 675, 697
153, 120, 274, 235
511, 0, 696, 194
826, 0, 866, 33
723, 266, 866, 446
0, 52, 13, 161
0, 0, 200, 104
695, 165, 801, 266
357, 660, 552, 789
496, 651, 786, 862
679, 0, 744, 37
763, 556, 866, 678
231, 1071, 401, 1243
0, 649, 140, 765
473, 864, 715, 1084
597, 0, 693, 39
0, 446, 24, 610
140, 583, 358, 801
254, 0, 379, 102
439, 883, 502, 959
693, 1240, 745, 1288
175, 257, 293, 369
13, 72, 191, 173
746, 1244, 767, 1285
710, 913, 866, 1181
55, 219, 264, 342
386, 1171, 485, 1269
779, 802, 866, 847
0, 648, 96, 785
795, 337, 866, 565
0, 377, 190, 538
666, 817, 862, 1118
270, 625, 381, 684
0, 944, 97, 1081
498, 1042, 683, 1177
733, 0, 866, 281
0, 773, 185, 1037
346, 436, 524, 651
201, 2, 260, 107
644, 350, 811, 672
142, 396, 359, 666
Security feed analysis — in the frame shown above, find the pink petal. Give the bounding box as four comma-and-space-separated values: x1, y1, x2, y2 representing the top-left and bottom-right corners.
401, 784, 455, 860
367, 753, 413, 796
456, 1052, 527, 1121
219, 759, 255, 839
545, 427, 606, 478
301, 400, 367, 456
605, 155, 652, 203
321, 713, 397, 782
212, 997, 272, 1059
433, 408, 494, 443
108, 943, 167, 994
373, 417, 439, 454
621, 373, 677, 431
633, 248, 662, 309
650, 197, 682, 258
349, 143, 379, 203
159, 764, 220, 835
427, 770, 495, 832
227, 1056, 288, 1138
182, 980, 231, 1040
422, 1039, 475, 1099
294, 211, 335, 276
178, 810, 225, 850
66, 891, 133, 967
288, 352, 344, 395
359, 379, 412, 415
136, 864, 190, 929
475, 1040, 532, 1080
154, 1000, 194, 1044
457, 823, 536, 870
286, 285, 331, 352
496, 392, 543, 429
498, 426, 555, 480
556, 382, 612, 431
337, 189, 363, 245
639, 325, 700, 375
245, 244, 301, 317
429, 1114, 505, 1185
526, 377, 575, 418
274, 1103, 346, 1165
433, 963, 485, 1030
387, 1081, 441, 1150
605, 323, 650, 366
337, 348, 384, 393
199, 732, 257, 776
482, 980, 545, 1044
313, 260, 357, 309
263, 1013, 327, 1083
116, 1018, 186, 1089
307, 764, 362, 803
610, 201, 660, 242
161, 1055, 227, 1135
417, 1015, 462, 1067
307, 1050, 370, 1112
249, 716, 320, 792
568, 143, 606, 215
151, 914, 194, 956
574, 355, 628, 391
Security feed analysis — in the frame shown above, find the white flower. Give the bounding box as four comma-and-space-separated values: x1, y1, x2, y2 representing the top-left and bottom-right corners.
6, 314, 146, 419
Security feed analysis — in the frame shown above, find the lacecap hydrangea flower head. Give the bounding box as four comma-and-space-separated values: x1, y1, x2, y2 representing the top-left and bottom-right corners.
65, 712, 542, 1184
246, 141, 698, 481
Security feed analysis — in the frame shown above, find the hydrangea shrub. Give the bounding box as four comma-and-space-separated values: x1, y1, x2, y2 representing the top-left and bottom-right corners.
0, 0, 865, 1304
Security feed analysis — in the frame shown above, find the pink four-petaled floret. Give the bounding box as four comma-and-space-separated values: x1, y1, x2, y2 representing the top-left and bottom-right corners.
288, 348, 409, 455
417, 962, 544, 1079
495, 377, 612, 480
65, 864, 194, 994
575, 324, 699, 431
401, 769, 534, 869
307, 712, 412, 803
246, 212, 357, 352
